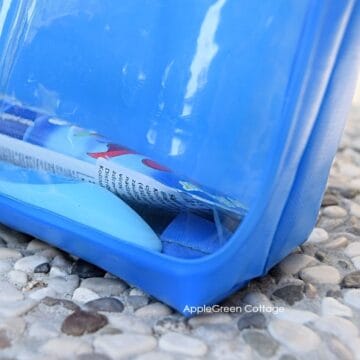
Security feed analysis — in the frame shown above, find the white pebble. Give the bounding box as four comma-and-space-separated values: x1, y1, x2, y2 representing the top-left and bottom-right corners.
14, 255, 48, 273
324, 236, 349, 249
273, 308, 319, 324
49, 266, 68, 278
159, 332, 208, 357
300, 265, 341, 284
7, 270, 28, 288
315, 316, 358, 344
306, 228, 329, 244
135, 352, 176, 360
0, 260, 12, 274
47, 275, 79, 296
345, 242, 360, 258
344, 289, 360, 309
94, 334, 157, 359
72, 287, 99, 303
243, 292, 273, 308
279, 254, 316, 275
269, 320, 320, 353
321, 297, 353, 318
29, 287, 57, 301
41, 337, 92, 357
108, 314, 152, 335
0, 299, 37, 317
322, 206, 347, 218
0, 281, 24, 302
0, 248, 22, 260
135, 303, 172, 318
350, 202, 360, 218
28, 321, 59, 339
351, 256, 360, 270
188, 313, 232, 327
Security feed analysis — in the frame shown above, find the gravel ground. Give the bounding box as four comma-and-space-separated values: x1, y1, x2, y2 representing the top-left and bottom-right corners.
0, 98, 360, 360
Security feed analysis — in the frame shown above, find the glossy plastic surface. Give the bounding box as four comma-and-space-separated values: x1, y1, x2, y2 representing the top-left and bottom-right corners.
0, 0, 359, 314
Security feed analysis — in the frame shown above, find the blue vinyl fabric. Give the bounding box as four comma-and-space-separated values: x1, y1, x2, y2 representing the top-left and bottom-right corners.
0, 0, 359, 314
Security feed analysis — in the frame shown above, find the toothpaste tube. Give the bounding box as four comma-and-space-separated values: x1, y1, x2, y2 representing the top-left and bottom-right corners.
0, 97, 247, 219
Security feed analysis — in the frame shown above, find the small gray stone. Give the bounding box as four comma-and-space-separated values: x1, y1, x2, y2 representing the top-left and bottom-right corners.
42, 296, 80, 311
324, 236, 349, 249
81, 277, 127, 296
243, 330, 278, 358
237, 312, 267, 330
14, 255, 49, 273
77, 354, 111, 360
127, 295, 149, 310
322, 206, 347, 218
153, 316, 187, 335
350, 202, 360, 218
274, 308, 319, 324
61, 310, 108, 336
300, 265, 341, 284
272, 284, 304, 305
0, 299, 38, 317
135, 302, 172, 318
188, 313, 232, 327
26, 239, 51, 251
159, 332, 207, 357
322, 194, 339, 207
279, 254, 316, 275
243, 292, 273, 308
342, 271, 360, 288
47, 275, 80, 296
84, 297, 124, 313
108, 314, 152, 335
34, 262, 50, 274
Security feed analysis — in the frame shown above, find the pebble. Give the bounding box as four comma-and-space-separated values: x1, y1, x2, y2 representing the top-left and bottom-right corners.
351, 256, 360, 270
135, 302, 172, 318
84, 297, 124, 313
237, 312, 267, 330
322, 194, 339, 207
350, 202, 360, 218
81, 277, 127, 296
322, 206, 347, 218
72, 287, 100, 303
327, 338, 353, 360
269, 320, 320, 353
0, 248, 22, 260
274, 308, 319, 324
315, 315, 358, 343
242, 330, 278, 358
344, 289, 360, 309
159, 332, 207, 357
306, 228, 329, 244
153, 316, 187, 335
345, 242, 360, 258
26, 239, 51, 251
34, 262, 50, 274
342, 271, 360, 288
324, 236, 349, 249
14, 255, 49, 273
0, 281, 24, 302
0, 299, 37, 317
47, 275, 80, 296
42, 296, 80, 311
127, 295, 149, 310
304, 283, 318, 298
61, 310, 108, 336
243, 292, 273, 308
279, 254, 316, 275
29, 287, 57, 301
0, 224, 29, 245
71, 259, 106, 278
49, 266, 67, 278
7, 270, 28, 288
134, 352, 176, 360
41, 337, 92, 357
300, 265, 341, 284
108, 314, 152, 335
94, 334, 157, 359
272, 283, 304, 305
321, 297, 353, 317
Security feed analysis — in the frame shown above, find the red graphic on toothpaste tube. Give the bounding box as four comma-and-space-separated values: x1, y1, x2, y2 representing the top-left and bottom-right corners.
87, 144, 135, 159
142, 158, 171, 172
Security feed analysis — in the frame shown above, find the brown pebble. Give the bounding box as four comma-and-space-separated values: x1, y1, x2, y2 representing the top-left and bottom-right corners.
61, 310, 108, 336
